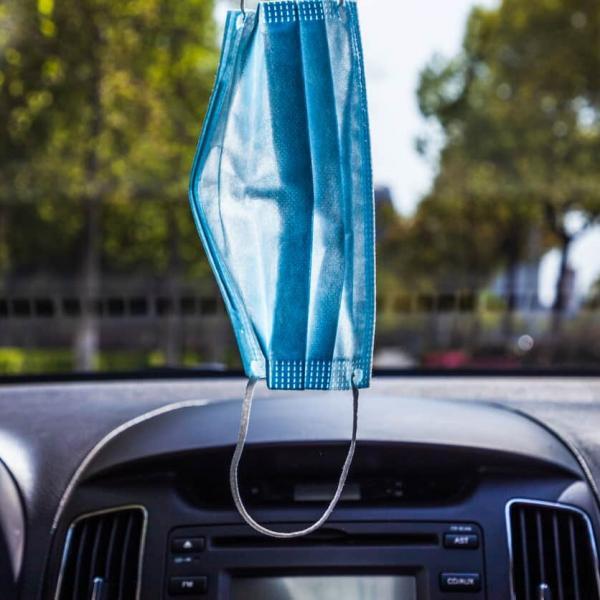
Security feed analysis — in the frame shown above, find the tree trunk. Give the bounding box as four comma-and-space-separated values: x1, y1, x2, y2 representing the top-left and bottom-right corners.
74, 196, 101, 370
467, 298, 482, 354
551, 233, 572, 334
502, 255, 519, 339
0, 202, 7, 276
74, 19, 102, 371
164, 205, 183, 366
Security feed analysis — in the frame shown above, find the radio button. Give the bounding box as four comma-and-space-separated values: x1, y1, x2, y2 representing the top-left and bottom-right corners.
172, 537, 205, 554
440, 573, 481, 592
169, 576, 208, 595
444, 533, 479, 549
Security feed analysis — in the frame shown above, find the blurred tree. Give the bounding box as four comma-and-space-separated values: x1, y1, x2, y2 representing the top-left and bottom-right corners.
0, 0, 218, 367
417, 0, 600, 332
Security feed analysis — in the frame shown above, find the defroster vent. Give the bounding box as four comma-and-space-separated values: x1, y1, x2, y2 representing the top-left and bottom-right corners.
508, 500, 600, 600
56, 506, 147, 600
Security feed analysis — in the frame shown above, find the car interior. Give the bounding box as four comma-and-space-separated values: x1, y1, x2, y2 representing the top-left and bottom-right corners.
2, 376, 600, 599
1, 0, 599, 599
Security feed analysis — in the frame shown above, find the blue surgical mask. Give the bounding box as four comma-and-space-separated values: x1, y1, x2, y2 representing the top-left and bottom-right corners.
189, 0, 374, 537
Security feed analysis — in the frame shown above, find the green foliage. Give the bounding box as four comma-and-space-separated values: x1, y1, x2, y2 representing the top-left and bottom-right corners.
0, 347, 72, 373
413, 0, 600, 292
0, 347, 215, 374
0, 347, 26, 374
0, 0, 218, 277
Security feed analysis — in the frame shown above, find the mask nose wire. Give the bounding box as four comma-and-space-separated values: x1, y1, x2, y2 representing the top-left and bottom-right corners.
229, 375, 359, 538
241, 0, 346, 17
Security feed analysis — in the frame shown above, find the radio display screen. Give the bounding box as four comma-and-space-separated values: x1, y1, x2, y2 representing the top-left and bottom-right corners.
231, 575, 417, 599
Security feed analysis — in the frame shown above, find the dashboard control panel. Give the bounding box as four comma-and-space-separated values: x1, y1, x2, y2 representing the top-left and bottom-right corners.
164, 522, 486, 599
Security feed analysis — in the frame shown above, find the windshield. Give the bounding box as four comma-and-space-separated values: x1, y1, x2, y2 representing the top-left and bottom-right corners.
0, 0, 598, 376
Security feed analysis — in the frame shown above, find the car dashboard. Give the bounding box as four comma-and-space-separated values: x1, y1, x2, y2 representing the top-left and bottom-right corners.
0, 376, 599, 599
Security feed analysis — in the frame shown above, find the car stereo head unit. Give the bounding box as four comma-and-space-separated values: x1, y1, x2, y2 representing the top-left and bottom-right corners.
164, 521, 485, 599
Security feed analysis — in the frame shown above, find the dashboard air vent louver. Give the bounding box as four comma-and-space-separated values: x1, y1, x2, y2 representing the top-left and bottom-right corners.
508, 500, 600, 600
56, 506, 146, 600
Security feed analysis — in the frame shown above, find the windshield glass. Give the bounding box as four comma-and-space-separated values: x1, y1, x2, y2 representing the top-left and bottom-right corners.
0, 0, 598, 376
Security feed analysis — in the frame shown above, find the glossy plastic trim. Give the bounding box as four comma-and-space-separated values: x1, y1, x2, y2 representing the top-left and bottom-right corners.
54, 504, 148, 600
0, 458, 25, 582
505, 498, 600, 600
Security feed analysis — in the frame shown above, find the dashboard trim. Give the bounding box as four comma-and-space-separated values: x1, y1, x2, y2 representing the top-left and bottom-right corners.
54, 504, 148, 600
51, 399, 211, 532
505, 498, 600, 600
505, 404, 600, 514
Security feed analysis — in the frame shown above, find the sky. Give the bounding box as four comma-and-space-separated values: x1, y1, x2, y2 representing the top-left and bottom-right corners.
215, 0, 600, 302
360, 0, 496, 215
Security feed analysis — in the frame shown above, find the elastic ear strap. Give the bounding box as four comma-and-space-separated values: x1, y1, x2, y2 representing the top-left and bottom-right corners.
229, 378, 359, 538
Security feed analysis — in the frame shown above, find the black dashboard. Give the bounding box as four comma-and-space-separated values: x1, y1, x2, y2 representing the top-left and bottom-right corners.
1, 376, 600, 599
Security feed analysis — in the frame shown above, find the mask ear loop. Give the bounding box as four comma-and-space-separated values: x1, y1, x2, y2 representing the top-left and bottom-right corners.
229, 374, 359, 538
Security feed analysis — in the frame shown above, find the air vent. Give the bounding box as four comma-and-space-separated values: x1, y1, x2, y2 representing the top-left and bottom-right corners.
508, 500, 600, 600
56, 506, 146, 600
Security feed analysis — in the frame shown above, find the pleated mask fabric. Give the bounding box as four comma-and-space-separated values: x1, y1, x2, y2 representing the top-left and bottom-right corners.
189, 0, 375, 393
